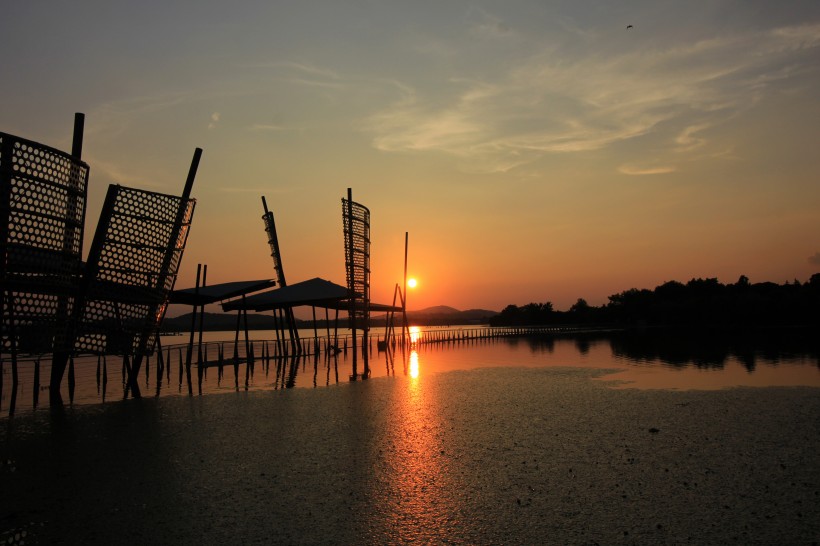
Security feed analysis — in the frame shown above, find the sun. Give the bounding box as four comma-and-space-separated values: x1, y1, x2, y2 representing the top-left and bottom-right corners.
407, 278, 418, 289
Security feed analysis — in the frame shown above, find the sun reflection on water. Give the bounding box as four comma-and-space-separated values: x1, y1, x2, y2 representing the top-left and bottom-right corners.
409, 350, 420, 379
409, 325, 421, 344
375, 347, 460, 540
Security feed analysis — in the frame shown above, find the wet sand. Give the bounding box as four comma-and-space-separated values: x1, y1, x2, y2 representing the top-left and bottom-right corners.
2, 367, 819, 544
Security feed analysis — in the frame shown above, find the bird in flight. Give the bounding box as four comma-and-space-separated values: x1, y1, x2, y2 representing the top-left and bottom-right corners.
627, 24, 633, 29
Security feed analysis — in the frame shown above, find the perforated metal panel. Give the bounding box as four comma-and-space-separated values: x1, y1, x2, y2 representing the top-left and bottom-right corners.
73, 185, 195, 356
342, 196, 370, 328
1, 132, 89, 355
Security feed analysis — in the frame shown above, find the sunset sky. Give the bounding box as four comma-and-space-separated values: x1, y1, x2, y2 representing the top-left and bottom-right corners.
3, 1, 819, 312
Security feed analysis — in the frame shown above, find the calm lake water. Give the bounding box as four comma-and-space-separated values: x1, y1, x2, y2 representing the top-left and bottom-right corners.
2, 326, 818, 417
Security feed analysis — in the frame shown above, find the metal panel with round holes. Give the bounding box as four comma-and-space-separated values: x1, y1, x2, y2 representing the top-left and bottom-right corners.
1, 132, 89, 355
72, 185, 195, 356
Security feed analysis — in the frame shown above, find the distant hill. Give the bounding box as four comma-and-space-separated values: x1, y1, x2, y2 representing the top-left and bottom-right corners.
415, 305, 459, 314
161, 306, 499, 332
403, 306, 498, 325
162, 312, 278, 332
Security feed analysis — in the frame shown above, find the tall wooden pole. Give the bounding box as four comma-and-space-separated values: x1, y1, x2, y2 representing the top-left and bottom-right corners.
71, 113, 85, 159
48, 113, 88, 401
197, 264, 207, 367
402, 232, 410, 343
185, 264, 201, 396
347, 188, 357, 379
131, 148, 201, 393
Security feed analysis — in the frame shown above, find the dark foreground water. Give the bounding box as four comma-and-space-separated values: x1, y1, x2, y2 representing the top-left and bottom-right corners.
2, 328, 819, 544
2, 367, 819, 544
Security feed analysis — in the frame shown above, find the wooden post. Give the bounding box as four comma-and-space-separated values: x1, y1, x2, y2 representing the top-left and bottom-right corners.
71, 113, 85, 159
272, 308, 283, 357
197, 264, 207, 370
243, 296, 251, 389
67, 357, 75, 403
32, 358, 41, 409
185, 264, 201, 393
231, 306, 241, 388
346, 188, 358, 379
402, 232, 411, 347
324, 307, 331, 356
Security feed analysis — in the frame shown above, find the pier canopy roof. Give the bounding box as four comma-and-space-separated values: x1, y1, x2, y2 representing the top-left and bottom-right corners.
221, 277, 403, 313
322, 301, 404, 313
222, 277, 349, 311
169, 279, 275, 306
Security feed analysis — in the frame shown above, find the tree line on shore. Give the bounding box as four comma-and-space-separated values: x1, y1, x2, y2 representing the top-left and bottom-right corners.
489, 273, 820, 328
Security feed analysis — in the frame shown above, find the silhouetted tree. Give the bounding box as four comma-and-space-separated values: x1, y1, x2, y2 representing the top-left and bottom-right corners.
491, 273, 820, 327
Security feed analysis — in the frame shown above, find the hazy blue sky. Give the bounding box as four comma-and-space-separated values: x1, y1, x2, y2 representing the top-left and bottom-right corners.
3, 1, 819, 311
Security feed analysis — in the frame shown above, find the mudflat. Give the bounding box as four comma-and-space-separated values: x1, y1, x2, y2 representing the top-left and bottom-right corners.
2, 367, 818, 544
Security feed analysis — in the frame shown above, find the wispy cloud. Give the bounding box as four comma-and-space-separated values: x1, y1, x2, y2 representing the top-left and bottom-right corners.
208, 112, 220, 130
218, 186, 276, 193
675, 123, 710, 152
249, 123, 289, 131
245, 60, 345, 90
86, 92, 190, 140
619, 164, 676, 176
809, 252, 820, 266
467, 7, 515, 39
86, 154, 160, 189
364, 22, 820, 173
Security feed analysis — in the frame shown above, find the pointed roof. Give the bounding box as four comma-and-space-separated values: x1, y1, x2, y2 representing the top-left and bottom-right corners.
221, 277, 350, 311
169, 279, 276, 306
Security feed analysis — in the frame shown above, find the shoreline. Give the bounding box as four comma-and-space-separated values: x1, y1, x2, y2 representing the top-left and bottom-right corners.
3, 326, 819, 419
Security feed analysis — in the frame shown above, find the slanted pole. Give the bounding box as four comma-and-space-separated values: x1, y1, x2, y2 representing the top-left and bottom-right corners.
132, 148, 202, 387
271, 308, 283, 356
51, 183, 118, 399
287, 308, 299, 355
72, 113, 85, 159
261, 195, 300, 354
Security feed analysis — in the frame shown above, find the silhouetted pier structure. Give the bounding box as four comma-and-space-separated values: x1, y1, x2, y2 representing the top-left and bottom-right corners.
222, 189, 402, 382
1, 114, 89, 413
342, 188, 371, 379
1, 113, 202, 412
163, 324, 600, 369
168, 272, 276, 394
261, 196, 300, 350
405, 325, 605, 347
177, 323, 590, 370
5, 115, 546, 413
150, 325, 591, 387
2, 323, 615, 414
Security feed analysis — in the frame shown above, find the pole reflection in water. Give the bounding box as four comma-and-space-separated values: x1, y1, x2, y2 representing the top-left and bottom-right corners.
4, 327, 820, 417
